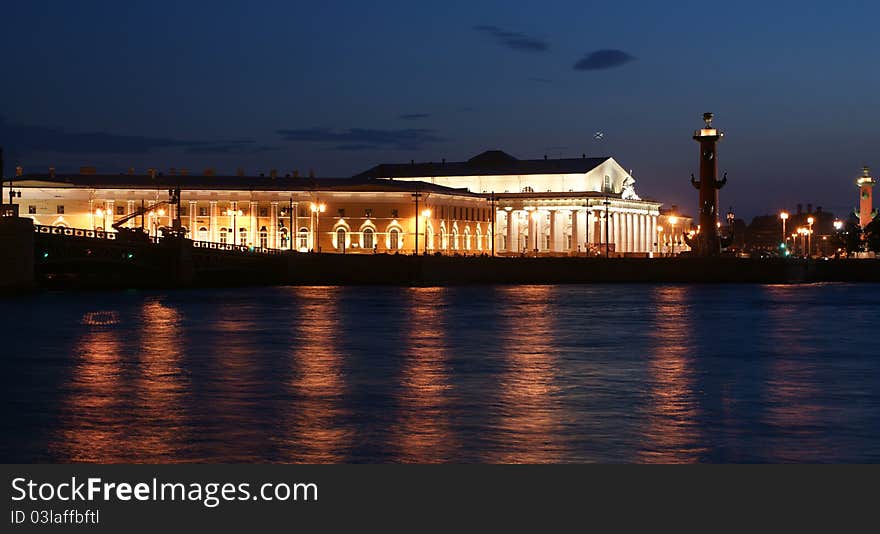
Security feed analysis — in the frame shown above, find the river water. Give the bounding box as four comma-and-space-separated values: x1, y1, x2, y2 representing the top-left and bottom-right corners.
2, 284, 878, 463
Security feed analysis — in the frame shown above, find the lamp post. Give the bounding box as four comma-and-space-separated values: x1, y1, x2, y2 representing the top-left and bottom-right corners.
489, 192, 497, 257
657, 226, 664, 256
421, 208, 432, 254
412, 191, 422, 255
780, 211, 789, 251
310, 202, 325, 252
807, 216, 814, 258
669, 216, 679, 256
226, 207, 243, 246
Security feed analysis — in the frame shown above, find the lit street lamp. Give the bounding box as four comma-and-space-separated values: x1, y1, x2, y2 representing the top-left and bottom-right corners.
669, 216, 679, 256
780, 211, 789, 250
807, 216, 814, 258
310, 202, 326, 252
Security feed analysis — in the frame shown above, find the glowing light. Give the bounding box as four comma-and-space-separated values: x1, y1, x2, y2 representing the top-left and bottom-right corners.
833, 220, 843, 231
421, 209, 432, 218
157, 209, 166, 216
657, 226, 664, 233
95, 208, 104, 218
668, 216, 678, 225
531, 211, 541, 220
780, 211, 789, 221
807, 216, 814, 225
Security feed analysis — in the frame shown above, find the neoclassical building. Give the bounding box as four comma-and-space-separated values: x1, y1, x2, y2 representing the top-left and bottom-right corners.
11, 150, 672, 256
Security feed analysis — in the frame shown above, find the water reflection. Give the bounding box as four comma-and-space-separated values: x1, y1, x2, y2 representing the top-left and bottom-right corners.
132, 299, 190, 462
281, 288, 351, 462
761, 286, 826, 462
639, 286, 706, 463
392, 287, 456, 463
52, 312, 127, 462
489, 286, 566, 463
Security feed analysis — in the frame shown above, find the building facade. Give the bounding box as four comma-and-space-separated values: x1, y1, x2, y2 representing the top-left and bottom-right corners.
12, 150, 672, 256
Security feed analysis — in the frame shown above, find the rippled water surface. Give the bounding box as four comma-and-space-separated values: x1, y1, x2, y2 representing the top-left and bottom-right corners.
2, 284, 879, 463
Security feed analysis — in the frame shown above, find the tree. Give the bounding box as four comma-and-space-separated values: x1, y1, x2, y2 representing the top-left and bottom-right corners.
865, 215, 880, 253
843, 220, 863, 255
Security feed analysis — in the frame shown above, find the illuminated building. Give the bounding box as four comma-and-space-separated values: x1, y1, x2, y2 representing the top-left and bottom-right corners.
856, 166, 876, 230
13, 150, 666, 256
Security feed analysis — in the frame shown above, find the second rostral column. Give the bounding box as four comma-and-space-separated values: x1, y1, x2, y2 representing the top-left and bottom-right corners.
688, 112, 728, 256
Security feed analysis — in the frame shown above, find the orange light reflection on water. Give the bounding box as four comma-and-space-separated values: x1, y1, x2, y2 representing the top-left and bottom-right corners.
282, 287, 351, 463
392, 287, 456, 463
639, 286, 707, 463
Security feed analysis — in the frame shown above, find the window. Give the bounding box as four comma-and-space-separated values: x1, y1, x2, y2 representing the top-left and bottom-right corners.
338, 208, 345, 218
239, 228, 247, 246
116, 205, 125, 215
28, 205, 36, 214
259, 226, 268, 249
476, 229, 482, 251
363, 228, 375, 249
57, 205, 64, 214
298, 227, 309, 250
451, 228, 458, 250
259, 207, 268, 217
364, 208, 373, 218
199, 207, 208, 217
603, 175, 613, 193
336, 228, 346, 250
522, 186, 534, 193
391, 209, 399, 218
219, 228, 228, 244
280, 227, 289, 249
198, 227, 208, 241
389, 229, 399, 250
179, 206, 188, 217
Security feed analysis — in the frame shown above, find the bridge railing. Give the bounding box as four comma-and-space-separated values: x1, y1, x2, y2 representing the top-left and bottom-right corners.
192, 240, 282, 255
34, 224, 118, 240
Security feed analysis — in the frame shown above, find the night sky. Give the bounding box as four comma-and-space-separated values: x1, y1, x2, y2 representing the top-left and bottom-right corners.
2, 0, 878, 218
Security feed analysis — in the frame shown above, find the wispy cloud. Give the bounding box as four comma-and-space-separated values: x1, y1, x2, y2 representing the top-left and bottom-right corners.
573, 49, 637, 71
276, 127, 443, 151
398, 113, 431, 120
474, 25, 549, 53
0, 116, 254, 155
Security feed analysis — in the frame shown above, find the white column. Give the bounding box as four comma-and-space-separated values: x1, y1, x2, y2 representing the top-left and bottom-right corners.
209, 201, 218, 242
571, 210, 580, 254
127, 200, 135, 228
527, 212, 536, 252
613, 211, 621, 255
270, 202, 279, 249
88, 199, 94, 230
598, 210, 605, 248
651, 215, 658, 254
549, 210, 557, 252
506, 211, 515, 252
250, 200, 258, 246
189, 201, 197, 238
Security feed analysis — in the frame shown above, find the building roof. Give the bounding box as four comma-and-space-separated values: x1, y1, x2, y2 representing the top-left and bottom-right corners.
13, 173, 482, 197
355, 150, 610, 179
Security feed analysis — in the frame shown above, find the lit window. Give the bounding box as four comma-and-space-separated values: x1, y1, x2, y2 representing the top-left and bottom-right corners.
389, 229, 399, 250
199, 207, 208, 217
363, 228, 374, 249
259, 226, 268, 249
239, 228, 247, 246
298, 227, 309, 250
336, 228, 346, 250
198, 227, 208, 241
28, 205, 36, 214
603, 175, 613, 193
219, 228, 228, 244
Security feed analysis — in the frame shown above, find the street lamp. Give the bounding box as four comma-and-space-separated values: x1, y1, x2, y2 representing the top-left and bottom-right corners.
807, 216, 815, 258
668, 216, 679, 256
226, 207, 243, 245
310, 202, 326, 252
780, 211, 789, 249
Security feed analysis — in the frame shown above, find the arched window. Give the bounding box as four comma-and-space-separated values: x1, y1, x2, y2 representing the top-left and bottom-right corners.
464, 227, 472, 250
198, 226, 208, 241
476, 228, 482, 251
522, 186, 534, 193
298, 227, 309, 251
440, 224, 448, 250
239, 227, 247, 246
389, 228, 400, 251
336, 228, 347, 250
363, 228, 374, 250
280, 227, 289, 249
259, 226, 268, 249
219, 227, 228, 244
451, 227, 458, 250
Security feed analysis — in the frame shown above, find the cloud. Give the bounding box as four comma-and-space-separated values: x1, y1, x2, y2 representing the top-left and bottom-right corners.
276, 127, 443, 151
573, 49, 636, 71
0, 116, 254, 155
398, 113, 431, 120
473, 25, 549, 53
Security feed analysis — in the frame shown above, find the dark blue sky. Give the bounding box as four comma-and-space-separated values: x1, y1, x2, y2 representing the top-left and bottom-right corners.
2, 0, 878, 218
